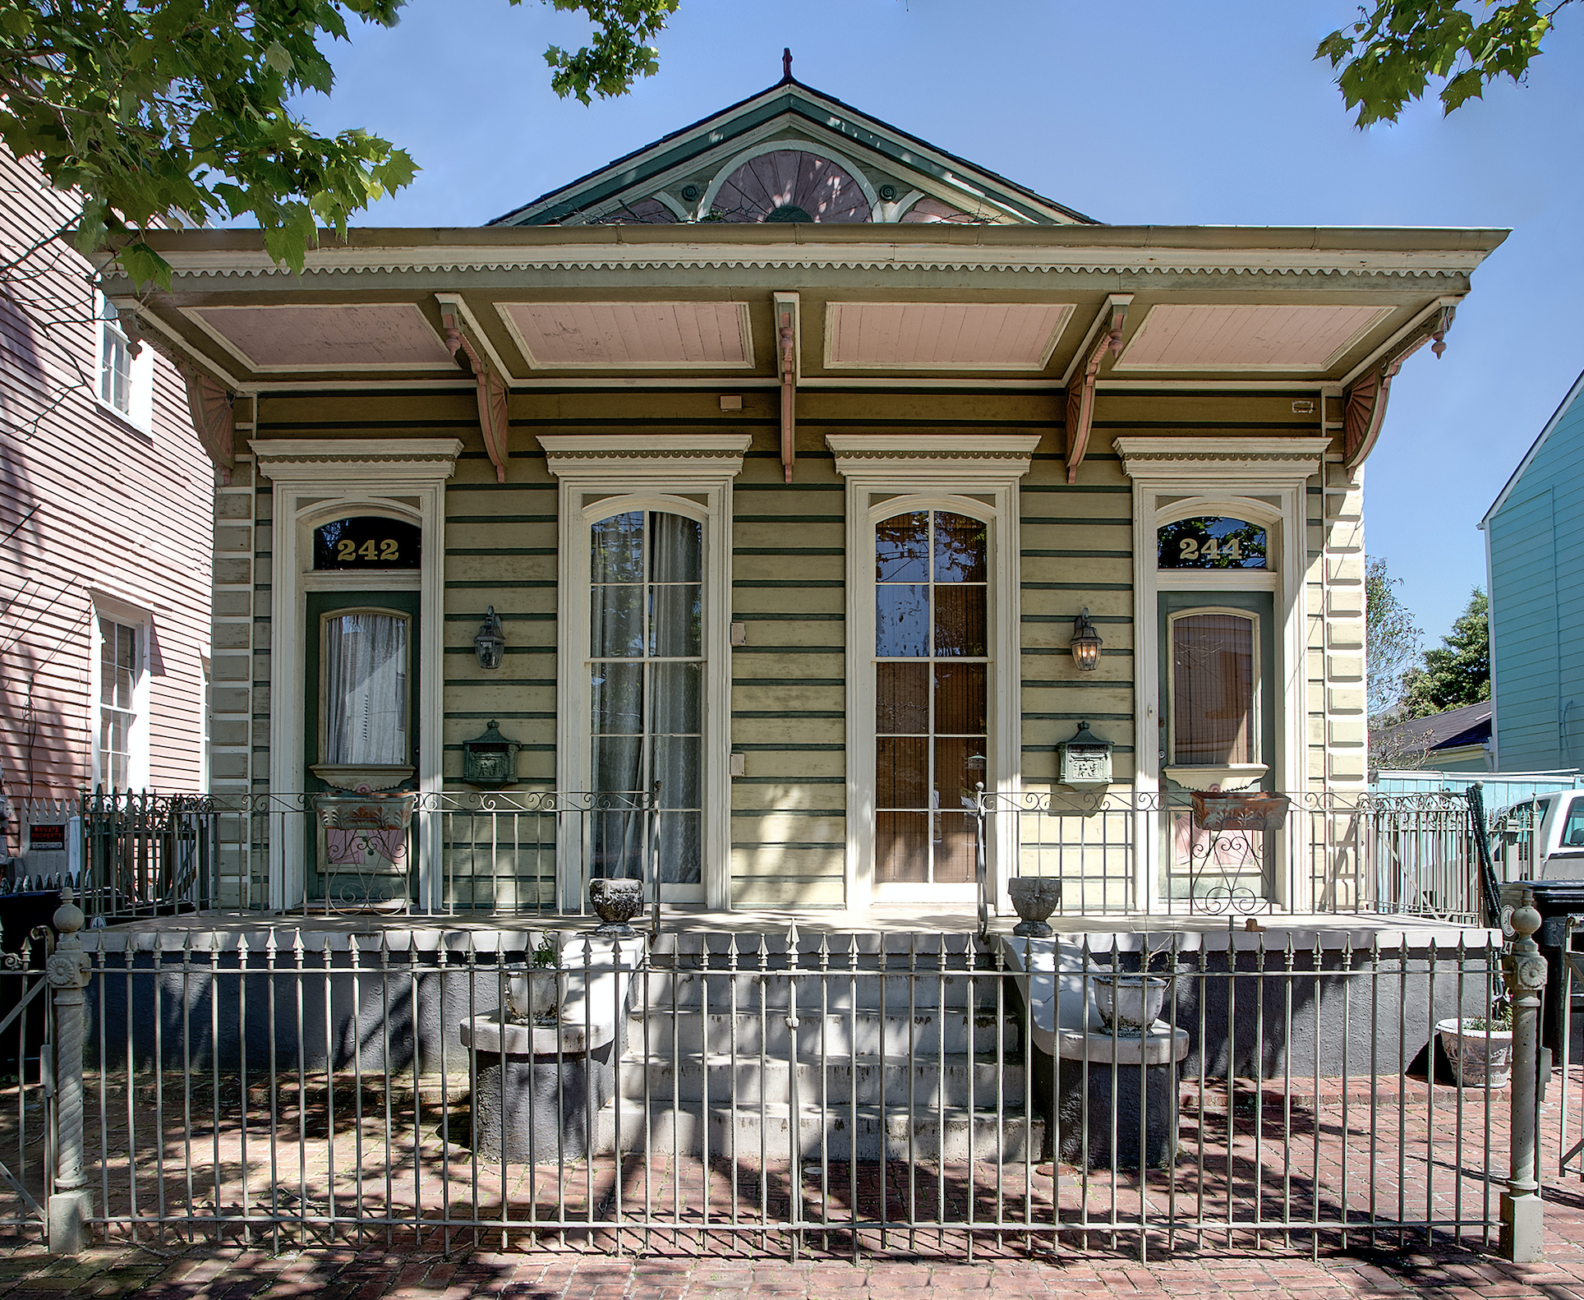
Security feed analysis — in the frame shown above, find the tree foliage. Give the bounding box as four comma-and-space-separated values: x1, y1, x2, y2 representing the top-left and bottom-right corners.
1365, 555, 1422, 723
1317, 0, 1570, 126
1401, 587, 1491, 718
0, 0, 678, 284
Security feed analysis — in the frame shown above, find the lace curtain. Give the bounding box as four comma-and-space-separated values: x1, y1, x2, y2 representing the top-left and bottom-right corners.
324, 613, 409, 765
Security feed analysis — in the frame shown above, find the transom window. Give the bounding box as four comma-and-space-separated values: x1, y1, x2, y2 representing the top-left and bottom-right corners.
589, 510, 703, 885
874, 510, 987, 885
96, 616, 140, 791
1169, 611, 1257, 765
1158, 516, 1268, 569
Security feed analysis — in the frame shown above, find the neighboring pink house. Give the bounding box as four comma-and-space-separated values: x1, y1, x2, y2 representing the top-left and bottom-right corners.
0, 147, 213, 864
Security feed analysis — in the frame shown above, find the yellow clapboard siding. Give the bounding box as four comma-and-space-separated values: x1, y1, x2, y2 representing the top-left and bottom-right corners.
730, 782, 846, 812
732, 554, 845, 583
444, 683, 555, 713
733, 654, 844, 681
732, 684, 844, 713
732, 878, 847, 908
732, 813, 846, 843
730, 716, 844, 746
732, 588, 844, 616
445, 554, 557, 583
733, 622, 846, 649
731, 847, 845, 877
735, 751, 844, 780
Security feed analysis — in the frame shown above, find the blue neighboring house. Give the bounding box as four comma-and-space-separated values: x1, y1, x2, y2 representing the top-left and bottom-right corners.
1481, 368, 1584, 771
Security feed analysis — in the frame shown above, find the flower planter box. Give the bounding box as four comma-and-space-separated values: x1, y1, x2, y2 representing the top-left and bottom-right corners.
1190, 791, 1291, 833
1437, 1018, 1514, 1089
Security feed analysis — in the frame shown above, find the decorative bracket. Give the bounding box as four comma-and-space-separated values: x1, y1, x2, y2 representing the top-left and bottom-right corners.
438, 298, 510, 484
774, 293, 801, 484
1344, 303, 1456, 472
1064, 294, 1131, 485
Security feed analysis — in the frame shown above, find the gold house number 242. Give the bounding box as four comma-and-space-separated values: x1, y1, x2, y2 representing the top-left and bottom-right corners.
1178, 536, 1241, 562
336, 538, 400, 563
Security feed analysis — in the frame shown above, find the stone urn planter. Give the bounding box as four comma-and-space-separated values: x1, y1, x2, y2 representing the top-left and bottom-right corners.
1007, 877, 1063, 938
588, 877, 643, 936
1437, 1018, 1514, 1088
1093, 973, 1171, 1035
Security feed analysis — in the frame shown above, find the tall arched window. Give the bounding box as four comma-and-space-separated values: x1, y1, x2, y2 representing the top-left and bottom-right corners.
588, 509, 704, 885
874, 509, 988, 885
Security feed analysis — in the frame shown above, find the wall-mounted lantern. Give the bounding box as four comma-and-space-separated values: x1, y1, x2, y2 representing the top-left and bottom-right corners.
474, 606, 505, 670
1070, 608, 1103, 672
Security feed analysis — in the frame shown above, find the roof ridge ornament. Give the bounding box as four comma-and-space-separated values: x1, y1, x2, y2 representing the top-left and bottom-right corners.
782, 48, 793, 83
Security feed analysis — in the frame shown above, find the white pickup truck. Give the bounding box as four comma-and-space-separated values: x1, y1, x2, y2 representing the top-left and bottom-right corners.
1491, 791, 1584, 880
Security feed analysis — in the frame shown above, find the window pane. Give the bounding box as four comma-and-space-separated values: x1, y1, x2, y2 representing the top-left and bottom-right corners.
1172, 613, 1254, 764
934, 736, 987, 810
877, 584, 929, 656
592, 511, 645, 583
876, 812, 929, 883
1564, 797, 1584, 848
323, 613, 408, 765
652, 735, 701, 809
934, 585, 986, 656
651, 513, 702, 584
650, 583, 701, 657
876, 512, 929, 583
591, 583, 644, 657
591, 662, 643, 735
876, 736, 928, 809
934, 663, 986, 734
592, 735, 643, 794
934, 512, 986, 583
652, 662, 702, 734
658, 811, 702, 884
877, 663, 929, 734
932, 813, 977, 883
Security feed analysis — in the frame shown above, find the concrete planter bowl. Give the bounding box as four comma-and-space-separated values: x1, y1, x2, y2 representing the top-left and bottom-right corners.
1437, 1018, 1514, 1089
1093, 974, 1171, 1036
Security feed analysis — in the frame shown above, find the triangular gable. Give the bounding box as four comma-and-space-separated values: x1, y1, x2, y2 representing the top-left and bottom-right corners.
490, 72, 1096, 228
1481, 365, 1584, 527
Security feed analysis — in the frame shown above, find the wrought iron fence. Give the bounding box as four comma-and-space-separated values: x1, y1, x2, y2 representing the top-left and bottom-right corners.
72, 790, 659, 922
6, 919, 1525, 1260
977, 788, 1488, 923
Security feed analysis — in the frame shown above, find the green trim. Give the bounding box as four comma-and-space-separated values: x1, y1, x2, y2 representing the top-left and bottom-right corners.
443, 612, 554, 621
445, 548, 557, 557
1023, 744, 1136, 754
1021, 549, 1132, 559
447, 515, 557, 524
1022, 517, 1133, 527
733, 646, 843, 654
1022, 581, 1133, 591
447, 483, 557, 493
733, 579, 844, 588
443, 645, 555, 655
732, 612, 844, 621
733, 776, 845, 785
443, 743, 556, 752
733, 710, 844, 718
734, 678, 844, 687
734, 547, 844, 556
1023, 711, 1134, 720
1023, 613, 1131, 623
732, 808, 844, 817
445, 678, 554, 687
734, 483, 845, 492
1023, 485, 1131, 495
444, 711, 555, 720
733, 743, 844, 751
731, 841, 842, 850
1024, 646, 1132, 656
444, 580, 556, 589
734, 515, 844, 524
1022, 678, 1133, 689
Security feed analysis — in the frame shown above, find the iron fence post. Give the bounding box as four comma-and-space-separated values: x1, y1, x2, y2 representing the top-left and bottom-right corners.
1502, 887, 1546, 1262
46, 887, 92, 1254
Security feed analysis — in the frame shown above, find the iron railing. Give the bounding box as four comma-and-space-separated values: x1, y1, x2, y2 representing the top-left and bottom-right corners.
72, 789, 661, 923
21, 921, 1524, 1259
977, 788, 1490, 924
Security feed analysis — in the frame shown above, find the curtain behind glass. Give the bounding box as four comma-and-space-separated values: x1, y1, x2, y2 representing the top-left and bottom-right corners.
324, 613, 409, 765
1172, 613, 1254, 764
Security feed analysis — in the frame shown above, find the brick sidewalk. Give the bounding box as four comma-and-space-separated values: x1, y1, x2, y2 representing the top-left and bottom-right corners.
6, 1190, 1584, 1300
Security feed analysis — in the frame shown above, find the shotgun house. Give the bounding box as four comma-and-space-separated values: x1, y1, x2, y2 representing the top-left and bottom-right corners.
97, 71, 1504, 924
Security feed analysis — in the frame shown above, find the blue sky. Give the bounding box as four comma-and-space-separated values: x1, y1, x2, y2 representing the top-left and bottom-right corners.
294, 0, 1584, 646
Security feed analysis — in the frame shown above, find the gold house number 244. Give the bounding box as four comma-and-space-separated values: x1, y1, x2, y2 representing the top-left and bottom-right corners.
1179, 536, 1241, 562
336, 538, 400, 563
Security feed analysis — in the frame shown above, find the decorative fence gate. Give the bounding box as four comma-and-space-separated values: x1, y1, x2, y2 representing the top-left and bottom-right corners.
0, 894, 1557, 1264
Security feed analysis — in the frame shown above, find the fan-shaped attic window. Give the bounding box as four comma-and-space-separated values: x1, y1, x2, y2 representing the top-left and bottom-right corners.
712, 150, 871, 223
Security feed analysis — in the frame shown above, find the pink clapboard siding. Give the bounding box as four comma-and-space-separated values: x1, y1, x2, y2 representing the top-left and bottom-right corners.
0, 147, 213, 813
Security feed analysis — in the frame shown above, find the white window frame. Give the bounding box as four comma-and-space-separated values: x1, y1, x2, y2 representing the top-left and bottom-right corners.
543, 434, 748, 912
97, 293, 155, 431
830, 434, 1038, 912
254, 438, 460, 912
1119, 436, 1329, 911
89, 595, 152, 793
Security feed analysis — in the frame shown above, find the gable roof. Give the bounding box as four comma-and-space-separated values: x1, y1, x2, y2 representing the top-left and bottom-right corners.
1481, 365, 1584, 527
490, 71, 1098, 228
1378, 700, 1493, 753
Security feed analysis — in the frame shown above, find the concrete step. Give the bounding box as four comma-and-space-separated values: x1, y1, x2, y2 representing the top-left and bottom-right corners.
625, 1009, 1021, 1057
594, 1100, 1042, 1161
631, 968, 1013, 1012
618, 1053, 1027, 1107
